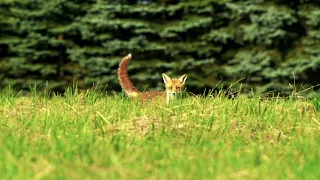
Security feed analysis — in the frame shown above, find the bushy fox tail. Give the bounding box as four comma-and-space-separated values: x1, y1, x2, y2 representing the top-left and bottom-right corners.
118, 53, 140, 97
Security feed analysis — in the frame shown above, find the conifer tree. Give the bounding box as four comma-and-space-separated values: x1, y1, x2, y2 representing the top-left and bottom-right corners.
1, 0, 320, 95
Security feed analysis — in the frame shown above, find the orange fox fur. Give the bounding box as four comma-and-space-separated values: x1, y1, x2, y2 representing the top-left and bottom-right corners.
118, 53, 187, 104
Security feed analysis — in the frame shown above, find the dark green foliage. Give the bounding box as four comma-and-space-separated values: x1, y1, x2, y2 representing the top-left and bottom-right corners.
0, 0, 91, 90
1, 0, 320, 95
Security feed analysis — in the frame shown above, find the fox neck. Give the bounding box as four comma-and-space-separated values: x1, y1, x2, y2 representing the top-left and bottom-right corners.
165, 91, 175, 105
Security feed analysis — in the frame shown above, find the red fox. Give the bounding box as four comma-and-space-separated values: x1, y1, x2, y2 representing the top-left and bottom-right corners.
118, 53, 187, 104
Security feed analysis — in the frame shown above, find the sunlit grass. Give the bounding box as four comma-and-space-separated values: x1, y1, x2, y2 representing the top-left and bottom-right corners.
0, 87, 319, 179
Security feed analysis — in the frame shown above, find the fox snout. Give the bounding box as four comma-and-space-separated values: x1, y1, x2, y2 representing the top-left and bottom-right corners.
167, 92, 177, 96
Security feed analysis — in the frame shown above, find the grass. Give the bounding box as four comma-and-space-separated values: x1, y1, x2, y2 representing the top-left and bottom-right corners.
0, 87, 319, 179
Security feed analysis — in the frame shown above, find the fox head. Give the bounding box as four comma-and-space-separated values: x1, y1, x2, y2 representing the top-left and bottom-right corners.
162, 73, 187, 103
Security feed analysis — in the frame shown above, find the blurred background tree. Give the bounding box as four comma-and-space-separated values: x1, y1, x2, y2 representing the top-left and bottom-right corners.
0, 0, 320, 96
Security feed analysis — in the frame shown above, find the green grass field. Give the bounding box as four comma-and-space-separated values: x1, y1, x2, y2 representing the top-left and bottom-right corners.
0, 87, 319, 179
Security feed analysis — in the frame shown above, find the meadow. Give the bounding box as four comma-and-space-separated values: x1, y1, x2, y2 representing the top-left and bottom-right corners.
0, 87, 319, 179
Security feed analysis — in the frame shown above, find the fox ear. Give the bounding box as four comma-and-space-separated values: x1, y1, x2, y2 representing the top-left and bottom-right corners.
162, 73, 172, 84
178, 74, 187, 84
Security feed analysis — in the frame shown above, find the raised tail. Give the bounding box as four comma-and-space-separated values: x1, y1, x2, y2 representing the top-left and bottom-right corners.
118, 53, 140, 97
